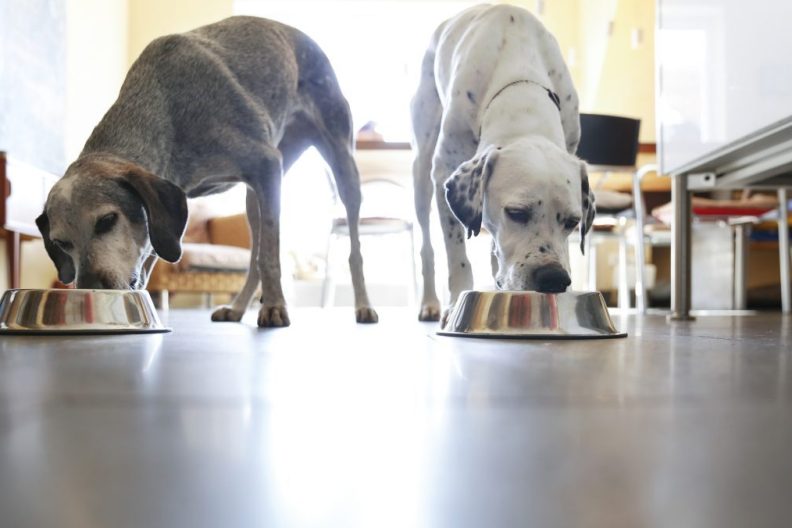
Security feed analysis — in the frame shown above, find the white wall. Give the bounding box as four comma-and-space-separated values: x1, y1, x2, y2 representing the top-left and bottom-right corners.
7, 0, 129, 291
657, 0, 792, 172
65, 0, 129, 161
127, 0, 233, 65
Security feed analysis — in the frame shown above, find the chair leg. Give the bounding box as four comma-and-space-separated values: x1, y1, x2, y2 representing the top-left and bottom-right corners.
203, 293, 214, 309
408, 225, 418, 307
633, 226, 648, 314
632, 164, 655, 314
158, 290, 169, 312
617, 217, 631, 310
321, 232, 336, 308
778, 188, 791, 313
587, 237, 597, 292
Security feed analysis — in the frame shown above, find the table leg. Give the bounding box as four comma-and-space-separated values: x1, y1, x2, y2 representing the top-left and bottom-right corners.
5, 230, 20, 289
670, 174, 695, 321
733, 223, 748, 310
778, 188, 790, 314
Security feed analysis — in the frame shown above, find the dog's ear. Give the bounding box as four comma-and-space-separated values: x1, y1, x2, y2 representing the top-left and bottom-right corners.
118, 167, 188, 263
579, 162, 596, 254
35, 211, 76, 284
444, 146, 499, 238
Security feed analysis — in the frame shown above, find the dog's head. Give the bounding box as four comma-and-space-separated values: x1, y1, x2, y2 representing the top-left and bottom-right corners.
36, 156, 188, 289
445, 137, 595, 293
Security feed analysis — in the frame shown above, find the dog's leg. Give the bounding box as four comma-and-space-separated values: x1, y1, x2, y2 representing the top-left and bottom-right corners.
211, 187, 261, 322
211, 127, 312, 324
411, 52, 443, 321
432, 134, 476, 325
304, 105, 377, 323
241, 150, 291, 327
317, 137, 378, 323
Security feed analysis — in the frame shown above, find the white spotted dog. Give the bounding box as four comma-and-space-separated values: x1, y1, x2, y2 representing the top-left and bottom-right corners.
410, 4, 595, 323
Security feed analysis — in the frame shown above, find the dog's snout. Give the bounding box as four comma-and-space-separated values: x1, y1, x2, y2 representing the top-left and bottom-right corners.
532, 264, 571, 293
77, 278, 106, 289
77, 273, 114, 290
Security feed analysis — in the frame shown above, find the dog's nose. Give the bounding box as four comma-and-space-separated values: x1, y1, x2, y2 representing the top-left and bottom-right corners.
77, 273, 111, 289
532, 264, 571, 293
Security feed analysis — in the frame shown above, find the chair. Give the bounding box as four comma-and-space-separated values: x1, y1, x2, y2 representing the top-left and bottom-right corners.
576, 114, 648, 310
147, 212, 252, 310
321, 176, 417, 307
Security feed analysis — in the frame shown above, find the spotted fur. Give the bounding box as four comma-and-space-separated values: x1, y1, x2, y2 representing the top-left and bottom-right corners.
444, 145, 498, 238
411, 4, 590, 323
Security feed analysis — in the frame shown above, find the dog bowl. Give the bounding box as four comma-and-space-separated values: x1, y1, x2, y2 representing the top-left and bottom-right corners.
0, 289, 169, 334
438, 290, 626, 339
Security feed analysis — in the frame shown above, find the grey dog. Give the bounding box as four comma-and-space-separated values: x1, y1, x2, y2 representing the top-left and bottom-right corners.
36, 16, 378, 327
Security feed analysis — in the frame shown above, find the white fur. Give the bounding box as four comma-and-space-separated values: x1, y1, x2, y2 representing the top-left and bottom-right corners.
411, 4, 587, 322
52, 178, 76, 203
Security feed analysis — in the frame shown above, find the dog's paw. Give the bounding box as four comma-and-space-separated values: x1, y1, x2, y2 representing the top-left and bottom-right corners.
257, 305, 291, 327
418, 303, 441, 322
355, 306, 379, 324
211, 306, 245, 322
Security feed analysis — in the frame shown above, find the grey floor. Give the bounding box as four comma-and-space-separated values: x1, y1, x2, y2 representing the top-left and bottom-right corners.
1, 308, 791, 528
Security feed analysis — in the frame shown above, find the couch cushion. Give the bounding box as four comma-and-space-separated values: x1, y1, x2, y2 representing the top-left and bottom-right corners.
594, 189, 633, 213
183, 200, 215, 244
208, 213, 251, 249
177, 243, 251, 272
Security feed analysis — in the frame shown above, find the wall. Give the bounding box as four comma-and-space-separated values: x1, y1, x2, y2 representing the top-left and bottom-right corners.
65, 0, 129, 160
0, 0, 67, 174
509, 0, 655, 143
0, 0, 129, 292
582, 0, 656, 143
127, 0, 233, 65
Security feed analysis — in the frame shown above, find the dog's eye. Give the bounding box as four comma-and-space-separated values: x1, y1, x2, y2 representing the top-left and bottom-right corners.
505, 207, 532, 224
95, 212, 118, 235
53, 239, 73, 252
564, 217, 581, 231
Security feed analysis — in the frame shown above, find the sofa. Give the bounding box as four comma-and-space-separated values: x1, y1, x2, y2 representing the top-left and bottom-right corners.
147, 209, 252, 309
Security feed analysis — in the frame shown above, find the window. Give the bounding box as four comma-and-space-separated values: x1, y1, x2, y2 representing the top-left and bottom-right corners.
234, 0, 477, 142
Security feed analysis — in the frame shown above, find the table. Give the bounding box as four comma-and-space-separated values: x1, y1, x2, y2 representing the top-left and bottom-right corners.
668, 116, 792, 319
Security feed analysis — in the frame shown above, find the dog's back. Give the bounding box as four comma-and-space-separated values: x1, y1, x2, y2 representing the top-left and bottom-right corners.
82, 17, 343, 187
429, 4, 578, 151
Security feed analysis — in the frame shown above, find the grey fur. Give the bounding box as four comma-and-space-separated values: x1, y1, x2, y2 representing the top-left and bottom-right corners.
37, 16, 378, 326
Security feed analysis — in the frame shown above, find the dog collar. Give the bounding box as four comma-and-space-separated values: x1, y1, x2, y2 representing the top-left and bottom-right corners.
483, 79, 562, 114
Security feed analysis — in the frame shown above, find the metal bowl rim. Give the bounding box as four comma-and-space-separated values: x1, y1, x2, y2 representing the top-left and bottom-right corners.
440, 289, 627, 339
0, 288, 166, 335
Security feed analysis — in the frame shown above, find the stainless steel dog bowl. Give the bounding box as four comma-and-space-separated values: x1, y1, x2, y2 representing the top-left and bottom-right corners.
438, 290, 626, 339
0, 289, 169, 334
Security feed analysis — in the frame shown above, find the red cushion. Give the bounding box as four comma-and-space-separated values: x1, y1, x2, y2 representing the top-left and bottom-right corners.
693, 206, 774, 217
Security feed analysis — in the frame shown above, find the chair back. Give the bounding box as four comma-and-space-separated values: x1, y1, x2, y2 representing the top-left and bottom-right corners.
577, 114, 641, 168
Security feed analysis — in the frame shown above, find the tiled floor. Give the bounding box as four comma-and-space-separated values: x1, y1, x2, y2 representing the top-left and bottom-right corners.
1, 308, 791, 527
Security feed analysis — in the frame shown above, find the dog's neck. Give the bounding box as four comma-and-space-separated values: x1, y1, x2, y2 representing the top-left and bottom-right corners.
79, 82, 172, 177
478, 81, 566, 150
